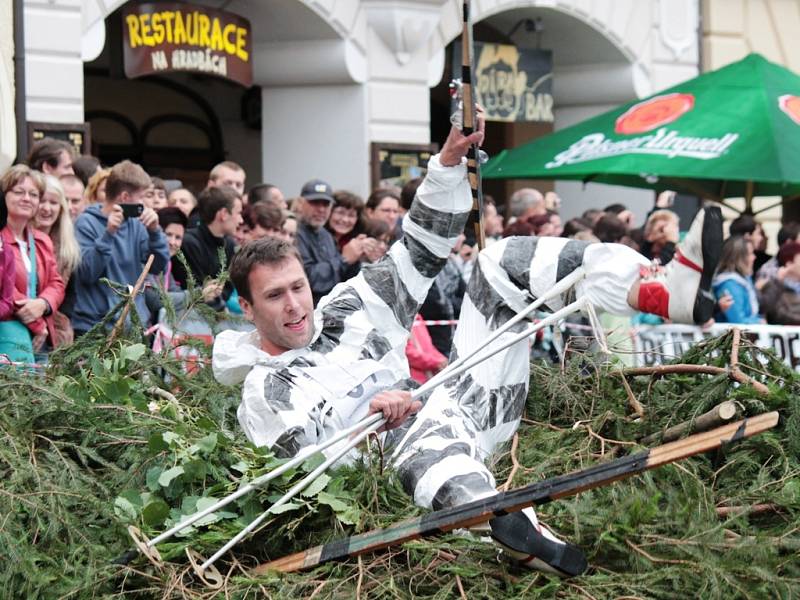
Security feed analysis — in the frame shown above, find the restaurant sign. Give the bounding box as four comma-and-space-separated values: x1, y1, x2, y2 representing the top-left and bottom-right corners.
122, 3, 253, 87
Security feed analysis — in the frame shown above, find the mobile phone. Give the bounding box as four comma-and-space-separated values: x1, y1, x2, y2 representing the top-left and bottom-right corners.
121, 203, 144, 220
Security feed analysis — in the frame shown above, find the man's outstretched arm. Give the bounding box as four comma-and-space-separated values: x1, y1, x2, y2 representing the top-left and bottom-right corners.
350, 114, 485, 335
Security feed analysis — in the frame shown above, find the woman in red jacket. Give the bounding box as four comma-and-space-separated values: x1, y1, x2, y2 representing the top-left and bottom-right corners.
406, 314, 448, 384
0, 234, 15, 321
0, 165, 65, 362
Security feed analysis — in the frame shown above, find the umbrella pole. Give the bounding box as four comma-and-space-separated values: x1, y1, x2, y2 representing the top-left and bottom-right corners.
745, 181, 754, 214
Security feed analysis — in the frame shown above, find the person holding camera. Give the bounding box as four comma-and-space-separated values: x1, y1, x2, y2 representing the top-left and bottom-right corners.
68, 160, 168, 337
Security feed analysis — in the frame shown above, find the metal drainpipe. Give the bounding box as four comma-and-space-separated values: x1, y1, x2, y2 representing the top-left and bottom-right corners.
13, 0, 27, 163
696, 0, 704, 72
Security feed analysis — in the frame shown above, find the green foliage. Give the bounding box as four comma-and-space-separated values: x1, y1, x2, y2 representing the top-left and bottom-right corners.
0, 329, 797, 598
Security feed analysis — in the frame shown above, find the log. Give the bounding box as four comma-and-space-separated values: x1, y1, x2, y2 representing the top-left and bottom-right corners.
640, 401, 739, 445
716, 503, 780, 518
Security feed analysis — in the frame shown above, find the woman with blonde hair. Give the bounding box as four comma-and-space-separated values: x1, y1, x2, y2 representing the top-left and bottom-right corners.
85, 168, 110, 204
36, 176, 81, 346
37, 175, 81, 279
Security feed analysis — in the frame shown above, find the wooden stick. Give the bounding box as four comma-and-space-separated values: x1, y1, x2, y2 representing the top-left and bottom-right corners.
716, 503, 780, 518
620, 363, 769, 395
107, 254, 154, 348
459, 0, 486, 250
499, 433, 520, 492
730, 327, 741, 368
640, 401, 739, 445
619, 372, 645, 418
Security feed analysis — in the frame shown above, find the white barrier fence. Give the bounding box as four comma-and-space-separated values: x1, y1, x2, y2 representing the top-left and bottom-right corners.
150, 309, 800, 375
632, 323, 800, 372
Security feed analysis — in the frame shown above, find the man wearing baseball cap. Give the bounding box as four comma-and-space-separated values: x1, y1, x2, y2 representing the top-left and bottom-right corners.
296, 179, 364, 304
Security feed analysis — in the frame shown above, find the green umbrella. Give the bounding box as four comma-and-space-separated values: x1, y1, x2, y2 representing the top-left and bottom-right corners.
483, 53, 800, 212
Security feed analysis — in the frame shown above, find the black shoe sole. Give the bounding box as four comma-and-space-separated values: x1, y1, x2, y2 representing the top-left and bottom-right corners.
693, 206, 723, 324
489, 512, 588, 577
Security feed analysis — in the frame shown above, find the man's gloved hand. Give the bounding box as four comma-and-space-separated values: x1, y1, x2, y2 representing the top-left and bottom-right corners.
439, 104, 486, 167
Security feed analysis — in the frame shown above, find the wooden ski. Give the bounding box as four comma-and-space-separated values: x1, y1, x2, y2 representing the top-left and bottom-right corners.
252, 411, 779, 574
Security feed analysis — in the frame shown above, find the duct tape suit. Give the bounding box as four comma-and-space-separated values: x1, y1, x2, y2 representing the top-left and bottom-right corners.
213, 153, 649, 511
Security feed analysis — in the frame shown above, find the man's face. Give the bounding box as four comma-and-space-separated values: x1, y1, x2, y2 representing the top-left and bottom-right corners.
210, 166, 245, 195
221, 198, 244, 236
44, 151, 74, 177
269, 187, 286, 209
62, 179, 87, 221
152, 188, 168, 210
367, 197, 400, 229
300, 198, 333, 229
484, 203, 503, 236
239, 258, 315, 355
170, 189, 195, 216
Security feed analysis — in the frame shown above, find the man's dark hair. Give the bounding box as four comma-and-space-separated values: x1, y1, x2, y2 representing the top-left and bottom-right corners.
562, 218, 590, 238
27, 137, 76, 171
581, 208, 602, 224
230, 237, 302, 302
158, 206, 188, 230
244, 201, 284, 230
197, 185, 239, 225
400, 177, 423, 211
71, 155, 101, 186
361, 217, 390, 240
778, 222, 800, 247
248, 183, 278, 204
729, 214, 757, 237
603, 203, 627, 215
151, 176, 166, 192
593, 214, 628, 243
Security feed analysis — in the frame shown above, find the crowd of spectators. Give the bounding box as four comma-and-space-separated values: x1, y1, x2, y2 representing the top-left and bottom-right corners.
1, 138, 798, 368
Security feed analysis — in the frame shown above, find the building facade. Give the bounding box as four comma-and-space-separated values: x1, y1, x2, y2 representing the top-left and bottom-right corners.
703, 0, 800, 231
4, 0, 792, 221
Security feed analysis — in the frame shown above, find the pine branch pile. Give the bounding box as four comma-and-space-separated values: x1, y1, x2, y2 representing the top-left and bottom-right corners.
0, 327, 798, 599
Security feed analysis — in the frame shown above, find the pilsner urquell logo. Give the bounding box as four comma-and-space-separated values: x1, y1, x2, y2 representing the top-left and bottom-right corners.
546, 93, 739, 168
614, 93, 694, 134
779, 95, 800, 125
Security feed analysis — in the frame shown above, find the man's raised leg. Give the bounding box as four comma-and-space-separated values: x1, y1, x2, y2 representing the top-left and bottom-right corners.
390, 205, 723, 577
